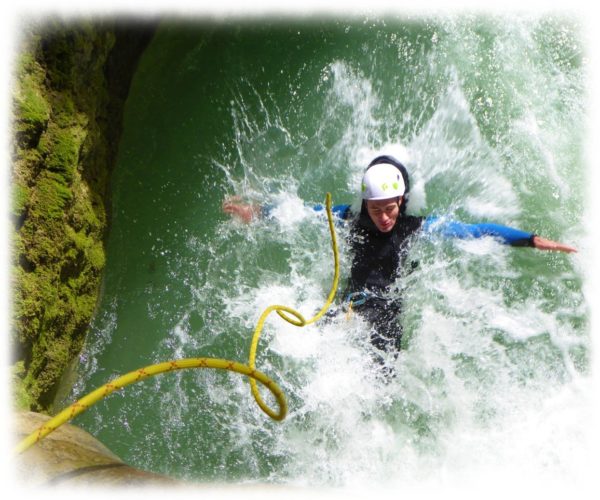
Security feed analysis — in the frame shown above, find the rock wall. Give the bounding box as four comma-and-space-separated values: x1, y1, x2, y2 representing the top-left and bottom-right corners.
10, 19, 156, 412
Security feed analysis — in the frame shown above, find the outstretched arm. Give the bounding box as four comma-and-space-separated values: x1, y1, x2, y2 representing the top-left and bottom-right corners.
223, 197, 353, 224
532, 235, 577, 253
423, 217, 577, 253
222, 197, 261, 223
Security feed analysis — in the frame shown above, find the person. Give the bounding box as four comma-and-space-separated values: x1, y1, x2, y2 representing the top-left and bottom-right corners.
223, 155, 577, 360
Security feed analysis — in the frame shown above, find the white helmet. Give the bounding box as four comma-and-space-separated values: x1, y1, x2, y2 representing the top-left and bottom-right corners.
361, 163, 406, 200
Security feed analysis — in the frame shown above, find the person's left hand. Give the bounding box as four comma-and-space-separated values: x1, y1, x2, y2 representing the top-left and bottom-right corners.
532, 235, 577, 253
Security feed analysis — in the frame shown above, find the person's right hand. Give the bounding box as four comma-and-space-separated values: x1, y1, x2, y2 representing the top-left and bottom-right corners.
222, 196, 258, 223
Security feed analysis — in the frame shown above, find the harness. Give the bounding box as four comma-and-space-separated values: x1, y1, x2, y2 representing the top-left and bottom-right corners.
344, 290, 379, 307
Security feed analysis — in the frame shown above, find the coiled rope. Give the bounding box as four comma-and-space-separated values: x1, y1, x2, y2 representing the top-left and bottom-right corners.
16, 193, 339, 454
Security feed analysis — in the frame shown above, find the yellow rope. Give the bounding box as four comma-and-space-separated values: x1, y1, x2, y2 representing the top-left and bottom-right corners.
248, 193, 339, 417
15, 359, 286, 454
16, 193, 339, 454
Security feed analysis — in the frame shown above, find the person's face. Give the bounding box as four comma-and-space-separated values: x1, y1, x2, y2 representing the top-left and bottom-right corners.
366, 197, 401, 233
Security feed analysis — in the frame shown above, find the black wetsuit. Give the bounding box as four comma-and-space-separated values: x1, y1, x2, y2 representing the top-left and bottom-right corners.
269, 151, 535, 357
346, 211, 424, 353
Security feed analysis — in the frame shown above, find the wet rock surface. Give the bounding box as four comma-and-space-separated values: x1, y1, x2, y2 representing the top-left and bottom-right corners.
14, 411, 181, 487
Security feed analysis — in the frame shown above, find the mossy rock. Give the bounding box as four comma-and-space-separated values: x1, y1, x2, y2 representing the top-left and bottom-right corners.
11, 363, 36, 411
11, 182, 30, 220
29, 170, 73, 221
38, 122, 85, 184
13, 53, 50, 148
11, 20, 156, 413
11, 27, 104, 411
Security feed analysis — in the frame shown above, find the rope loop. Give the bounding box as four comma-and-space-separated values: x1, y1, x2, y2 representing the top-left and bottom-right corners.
16, 193, 339, 454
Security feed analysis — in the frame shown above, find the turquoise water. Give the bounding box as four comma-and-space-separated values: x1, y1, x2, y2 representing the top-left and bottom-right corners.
66, 15, 590, 488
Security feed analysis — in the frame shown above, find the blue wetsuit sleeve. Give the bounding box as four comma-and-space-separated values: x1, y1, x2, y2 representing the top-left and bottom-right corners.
260, 204, 275, 218
422, 216, 536, 247
312, 204, 352, 220
260, 203, 352, 221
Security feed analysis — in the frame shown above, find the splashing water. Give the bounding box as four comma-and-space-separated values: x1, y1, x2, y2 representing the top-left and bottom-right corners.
63, 15, 591, 491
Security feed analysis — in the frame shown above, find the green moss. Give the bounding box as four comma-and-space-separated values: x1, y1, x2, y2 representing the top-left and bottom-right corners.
11, 20, 154, 412
88, 241, 106, 270
11, 362, 36, 411
13, 54, 50, 134
52, 94, 76, 127
11, 25, 110, 412
12, 267, 44, 345
31, 171, 73, 220
11, 182, 30, 219
38, 123, 83, 183
15, 75, 50, 127
70, 171, 104, 233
